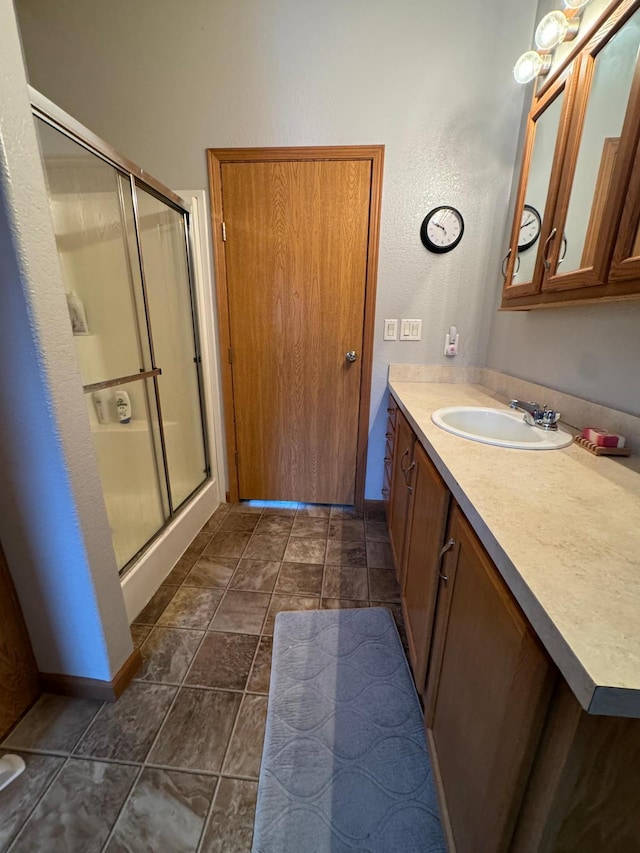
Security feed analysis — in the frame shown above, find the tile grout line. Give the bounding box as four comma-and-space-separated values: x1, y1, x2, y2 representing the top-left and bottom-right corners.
175, 577, 229, 689
6, 755, 71, 852
98, 764, 145, 853
130, 508, 263, 827
195, 775, 222, 853
194, 507, 278, 853
1, 693, 106, 758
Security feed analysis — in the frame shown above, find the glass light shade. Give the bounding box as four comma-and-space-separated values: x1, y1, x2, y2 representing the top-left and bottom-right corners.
536, 11, 570, 50
514, 51, 552, 85
565, 0, 590, 9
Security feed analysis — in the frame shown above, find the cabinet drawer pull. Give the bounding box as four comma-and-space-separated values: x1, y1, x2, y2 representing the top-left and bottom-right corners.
385, 431, 394, 440
384, 456, 391, 466
382, 488, 390, 498
439, 538, 456, 559
387, 406, 396, 415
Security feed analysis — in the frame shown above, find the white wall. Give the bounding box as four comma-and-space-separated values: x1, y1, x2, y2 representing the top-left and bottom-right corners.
0, 0, 132, 680
15, 0, 536, 499
488, 0, 640, 418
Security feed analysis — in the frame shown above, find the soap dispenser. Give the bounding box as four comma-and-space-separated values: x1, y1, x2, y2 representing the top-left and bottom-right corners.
92, 390, 111, 424
115, 389, 132, 424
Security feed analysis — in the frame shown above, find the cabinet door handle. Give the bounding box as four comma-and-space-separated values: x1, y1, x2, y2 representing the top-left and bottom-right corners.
384, 456, 391, 465
439, 538, 456, 586
558, 233, 568, 265
382, 488, 390, 498
439, 538, 456, 559
399, 447, 410, 472
404, 459, 416, 484
542, 227, 557, 271
501, 248, 521, 279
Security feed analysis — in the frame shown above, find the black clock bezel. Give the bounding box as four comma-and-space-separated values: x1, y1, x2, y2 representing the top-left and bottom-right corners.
518, 203, 542, 251
420, 206, 465, 254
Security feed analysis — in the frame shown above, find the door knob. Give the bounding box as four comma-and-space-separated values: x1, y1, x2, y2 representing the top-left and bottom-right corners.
346, 351, 358, 363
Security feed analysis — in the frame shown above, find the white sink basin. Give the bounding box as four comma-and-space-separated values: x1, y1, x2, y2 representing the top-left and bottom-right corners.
431, 406, 573, 450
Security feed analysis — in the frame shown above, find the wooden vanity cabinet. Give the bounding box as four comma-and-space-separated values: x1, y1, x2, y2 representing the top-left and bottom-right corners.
383, 392, 640, 850
424, 504, 557, 853
388, 407, 415, 585
511, 680, 640, 852
401, 440, 449, 696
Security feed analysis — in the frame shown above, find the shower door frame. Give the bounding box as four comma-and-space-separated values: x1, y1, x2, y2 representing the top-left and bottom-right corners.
30, 86, 212, 573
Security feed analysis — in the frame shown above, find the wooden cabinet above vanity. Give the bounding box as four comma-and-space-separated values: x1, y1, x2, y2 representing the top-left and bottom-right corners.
502, 0, 640, 309
384, 381, 640, 850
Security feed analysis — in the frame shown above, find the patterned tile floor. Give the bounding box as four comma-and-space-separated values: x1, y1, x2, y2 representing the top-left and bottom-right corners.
0, 501, 405, 853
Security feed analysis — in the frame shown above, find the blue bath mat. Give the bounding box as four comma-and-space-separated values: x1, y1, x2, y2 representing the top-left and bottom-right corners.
252, 607, 445, 852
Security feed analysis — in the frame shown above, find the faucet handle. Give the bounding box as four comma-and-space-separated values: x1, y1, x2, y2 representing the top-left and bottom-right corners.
509, 399, 560, 430
539, 407, 561, 427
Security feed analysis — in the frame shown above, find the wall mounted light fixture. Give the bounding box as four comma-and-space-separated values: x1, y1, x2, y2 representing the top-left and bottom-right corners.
513, 0, 591, 84
514, 51, 553, 85
536, 10, 581, 50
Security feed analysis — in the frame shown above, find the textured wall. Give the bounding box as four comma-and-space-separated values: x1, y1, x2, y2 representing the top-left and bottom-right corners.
15, 0, 536, 499
488, 0, 640, 418
0, 0, 132, 679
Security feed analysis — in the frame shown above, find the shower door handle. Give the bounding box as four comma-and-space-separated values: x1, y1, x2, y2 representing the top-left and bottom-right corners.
83, 367, 162, 394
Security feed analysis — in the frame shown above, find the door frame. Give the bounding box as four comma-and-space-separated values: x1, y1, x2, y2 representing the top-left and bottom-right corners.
207, 146, 384, 509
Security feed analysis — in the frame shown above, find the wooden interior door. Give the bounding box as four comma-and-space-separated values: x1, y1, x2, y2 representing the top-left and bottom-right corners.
0, 542, 39, 738
209, 148, 383, 506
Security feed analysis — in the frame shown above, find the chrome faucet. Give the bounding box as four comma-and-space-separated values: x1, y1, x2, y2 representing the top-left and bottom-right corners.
509, 400, 561, 431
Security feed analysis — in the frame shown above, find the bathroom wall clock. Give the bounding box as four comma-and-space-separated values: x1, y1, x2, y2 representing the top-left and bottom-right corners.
518, 203, 541, 251
420, 206, 464, 253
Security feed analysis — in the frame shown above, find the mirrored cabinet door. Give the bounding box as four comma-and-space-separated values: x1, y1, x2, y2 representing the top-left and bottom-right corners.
543, 5, 640, 293
610, 24, 640, 288
502, 74, 575, 301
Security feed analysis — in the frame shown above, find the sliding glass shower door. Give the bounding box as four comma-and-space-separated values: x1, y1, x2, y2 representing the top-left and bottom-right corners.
136, 187, 208, 510
34, 116, 209, 572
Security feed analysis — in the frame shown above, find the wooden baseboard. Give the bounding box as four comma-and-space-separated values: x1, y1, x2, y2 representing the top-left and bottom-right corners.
39, 647, 142, 703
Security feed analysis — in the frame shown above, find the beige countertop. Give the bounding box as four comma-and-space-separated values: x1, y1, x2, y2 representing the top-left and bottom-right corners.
389, 378, 640, 718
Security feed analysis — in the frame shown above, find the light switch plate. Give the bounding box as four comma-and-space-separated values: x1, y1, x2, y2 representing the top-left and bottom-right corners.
399, 319, 422, 341
383, 319, 398, 340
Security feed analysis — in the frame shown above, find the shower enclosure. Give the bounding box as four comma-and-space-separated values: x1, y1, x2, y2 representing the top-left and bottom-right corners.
32, 92, 210, 573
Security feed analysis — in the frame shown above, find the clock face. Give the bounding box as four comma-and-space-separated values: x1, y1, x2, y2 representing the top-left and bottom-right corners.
420, 207, 464, 253
518, 204, 541, 251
